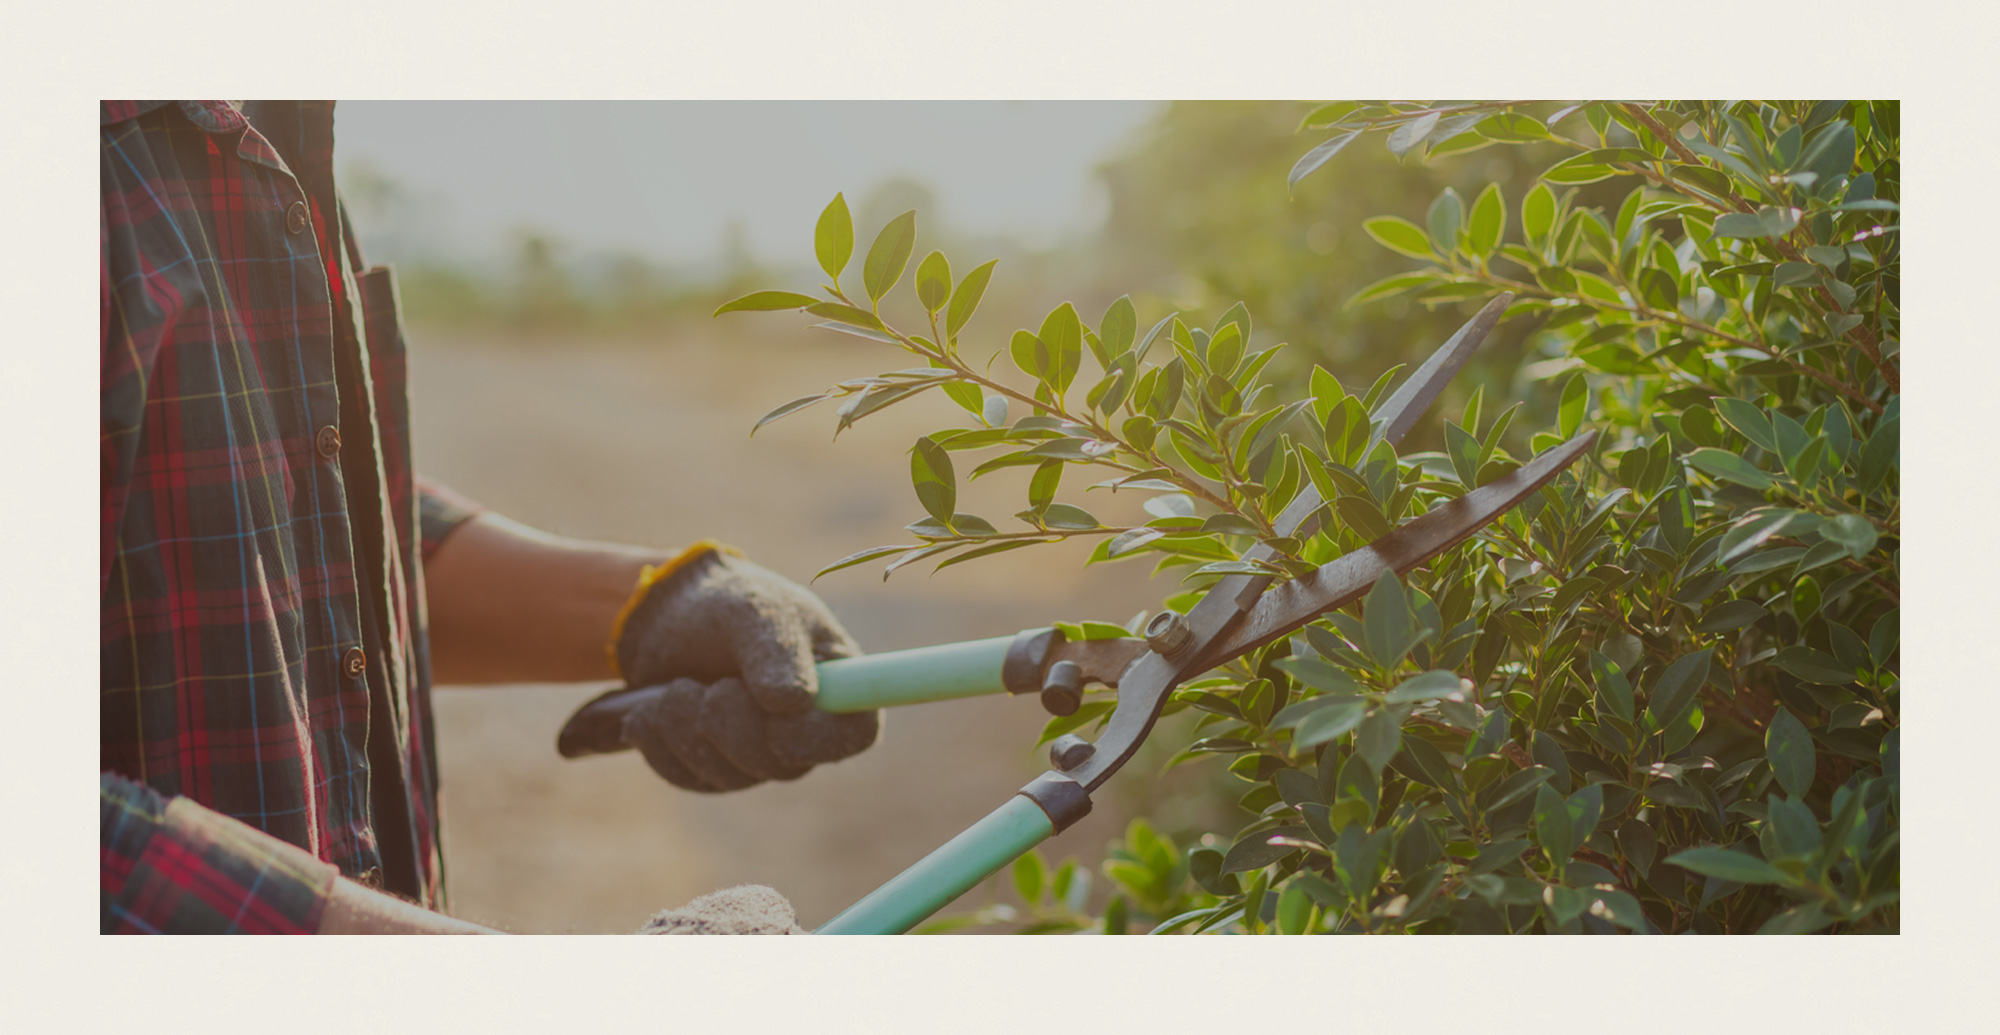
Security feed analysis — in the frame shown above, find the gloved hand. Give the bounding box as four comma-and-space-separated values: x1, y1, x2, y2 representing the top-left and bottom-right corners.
611, 542, 880, 792
639, 884, 807, 935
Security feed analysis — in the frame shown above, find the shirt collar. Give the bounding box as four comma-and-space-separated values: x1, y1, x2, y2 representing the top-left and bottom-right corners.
100, 100, 248, 132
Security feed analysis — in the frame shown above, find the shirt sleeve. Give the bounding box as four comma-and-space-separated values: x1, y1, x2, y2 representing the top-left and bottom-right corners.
100, 772, 339, 934
417, 477, 484, 564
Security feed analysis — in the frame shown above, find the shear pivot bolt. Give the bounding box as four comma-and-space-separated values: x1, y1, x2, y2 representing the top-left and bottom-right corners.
1039, 660, 1084, 717
1144, 610, 1193, 660
1049, 734, 1096, 771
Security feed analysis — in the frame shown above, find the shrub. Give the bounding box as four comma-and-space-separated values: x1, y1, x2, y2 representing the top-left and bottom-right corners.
720, 100, 1898, 934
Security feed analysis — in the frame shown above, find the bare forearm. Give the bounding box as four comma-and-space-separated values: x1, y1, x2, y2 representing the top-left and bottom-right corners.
425, 512, 670, 685
318, 878, 501, 934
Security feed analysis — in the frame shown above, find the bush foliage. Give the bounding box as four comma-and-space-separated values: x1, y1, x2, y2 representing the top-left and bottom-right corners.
721, 100, 1898, 934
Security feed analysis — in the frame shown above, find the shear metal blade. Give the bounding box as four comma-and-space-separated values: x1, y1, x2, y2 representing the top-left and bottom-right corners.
1190, 430, 1597, 671
1251, 291, 1513, 557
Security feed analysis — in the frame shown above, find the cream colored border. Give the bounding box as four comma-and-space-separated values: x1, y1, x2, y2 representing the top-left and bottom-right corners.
3, 1, 1984, 1031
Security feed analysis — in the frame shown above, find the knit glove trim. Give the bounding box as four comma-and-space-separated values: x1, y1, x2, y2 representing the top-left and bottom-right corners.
604, 539, 743, 680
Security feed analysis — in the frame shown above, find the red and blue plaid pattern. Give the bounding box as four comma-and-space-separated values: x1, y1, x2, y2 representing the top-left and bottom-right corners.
101, 101, 474, 930
101, 772, 338, 934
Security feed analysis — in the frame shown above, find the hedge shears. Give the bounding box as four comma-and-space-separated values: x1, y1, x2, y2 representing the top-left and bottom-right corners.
558, 292, 1597, 934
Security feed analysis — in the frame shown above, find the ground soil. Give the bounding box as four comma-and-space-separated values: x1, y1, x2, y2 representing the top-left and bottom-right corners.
409, 317, 1203, 933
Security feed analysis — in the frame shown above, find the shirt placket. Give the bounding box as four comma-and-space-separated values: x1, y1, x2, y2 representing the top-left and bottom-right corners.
229, 110, 384, 881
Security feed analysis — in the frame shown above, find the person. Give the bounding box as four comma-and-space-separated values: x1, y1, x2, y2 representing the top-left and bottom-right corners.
99, 100, 881, 934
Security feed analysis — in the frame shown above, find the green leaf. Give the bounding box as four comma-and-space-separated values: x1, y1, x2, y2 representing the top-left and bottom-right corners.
811, 543, 915, 582
1858, 418, 1899, 493
1206, 322, 1243, 380
1759, 902, 1836, 935
1765, 707, 1817, 799
1696, 598, 1767, 634
1715, 206, 1801, 239
915, 250, 952, 314
1637, 267, 1680, 312
1105, 527, 1166, 557
1275, 654, 1360, 697
1521, 183, 1556, 248
1717, 508, 1813, 565
1292, 698, 1366, 749
1323, 397, 1369, 468
1299, 101, 1358, 129
1024, 437, 1107, 462
1465, 183, 1505, 260
1103, 894, 1128, 934
1039, 303, 1085, 395
909, 513, 997, 539
1765, 796, 1820, 860
750, 392, 831, 435
1276, 885, 1313, 935
1362, 571, 1417, 670
713, 290, 820, 316
1200, 513, 1262, 537
1820, 513, 1879, 559
910, 436, 956, 526
835, 381, 935, 431
1188, 847, 1241, 897
934, 538, 1045, 572
940, 380, 984, 419
1027, 459, 1063, 513
1354, 706, 1406, 773
1770, 646, 1855, 685
1012, 850, 1046, 905
1427, 188, 1464, 256
1223, 826, 1310, 874
1588, 651, 1634, 724
1648, 649, 1712, 730
1468, 707, 1511, 759
1656, 487, 1694, 554
1534, 784, 1575, 862
1870, 609, 1900, 668
1713, 397, 1778, 453
1036, 700, 1115, 746
1387, 111, 1442, 157
1666, 847, 1788, 885
1773, 261, 1816, 288
1040, 503, 1099, 531
1386, 670, 1465, 704
1558, 372, 1588, 438
1362, 216, 1435, 260
814, 193, 853, 283
806, 301, 886, 331
1483, 768, 1554, 813
1587, 889, 1647, 931
1478, 111, 1556, 143
1444, 420, 1481, 487
1288, 129, 1360, 193
862, 209, 917, 302
945, 259, 998, 339
1099, 296, 1137, 363
1541, 155, 1621, 184
1689, 448, 1775, 490
1344, 270, 1442, 309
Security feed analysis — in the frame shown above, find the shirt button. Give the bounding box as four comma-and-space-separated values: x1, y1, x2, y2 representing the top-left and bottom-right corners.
343, 647, 367, 678
286, 201, 309, 235
315, 425, 342, 459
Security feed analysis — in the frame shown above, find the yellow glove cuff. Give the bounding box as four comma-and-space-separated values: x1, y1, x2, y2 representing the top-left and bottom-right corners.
605, 539, 743, 681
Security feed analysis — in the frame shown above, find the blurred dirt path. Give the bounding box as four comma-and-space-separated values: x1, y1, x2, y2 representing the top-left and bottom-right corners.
409, 319, 1186, 932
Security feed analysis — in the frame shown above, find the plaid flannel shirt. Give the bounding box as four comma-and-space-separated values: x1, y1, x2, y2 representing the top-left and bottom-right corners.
101, 100, 476, 932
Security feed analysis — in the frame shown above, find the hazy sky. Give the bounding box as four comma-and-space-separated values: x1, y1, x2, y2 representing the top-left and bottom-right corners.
334, 101, 1166, 268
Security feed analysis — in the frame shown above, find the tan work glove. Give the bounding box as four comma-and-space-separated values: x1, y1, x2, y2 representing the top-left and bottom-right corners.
610, 542, 881, 792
